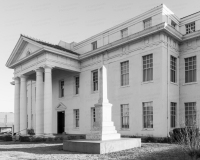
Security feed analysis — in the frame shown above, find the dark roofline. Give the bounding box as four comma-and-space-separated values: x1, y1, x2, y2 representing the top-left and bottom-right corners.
181, 10, 200, 19
21, 34, 80, 56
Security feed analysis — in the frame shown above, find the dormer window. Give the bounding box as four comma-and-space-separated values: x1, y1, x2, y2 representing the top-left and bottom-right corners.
91, 41, 97, 50
171, 20, 176, 29
144, 18, 152, 29
121, 28, 128, 38
186, 22, 195, 34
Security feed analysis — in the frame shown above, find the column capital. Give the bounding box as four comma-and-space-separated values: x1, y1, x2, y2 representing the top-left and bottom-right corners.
19, 75, 28, 79
43, 64, 54, 69
12, 77, 20, 81
34, 67, 44, 72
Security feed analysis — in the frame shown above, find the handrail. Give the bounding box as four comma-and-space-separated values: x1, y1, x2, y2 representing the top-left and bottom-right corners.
13, 128, 27, 135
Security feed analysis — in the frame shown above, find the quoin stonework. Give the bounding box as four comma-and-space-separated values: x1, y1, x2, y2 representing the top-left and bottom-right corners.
6, 4, 200, 137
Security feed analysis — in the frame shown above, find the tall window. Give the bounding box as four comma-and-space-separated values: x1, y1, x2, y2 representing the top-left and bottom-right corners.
121, 104, 129, 129
143, 54, 153, 82
121, 28, 128, 38
91, 108, 96, 128
186, 22, 195, 34
143, 102, 153, 129
59, 80, 64, 98
74, 109, 79, 128
170, 56, 177, 83
75, 76, 79, 95
185, 56, 196, 83
171, 102, 177, 128
121, 61, 129, 86
185, 102, 196, 126
92, 70, 98, 92
144, 18, 152, 29
91, 41, 97, 50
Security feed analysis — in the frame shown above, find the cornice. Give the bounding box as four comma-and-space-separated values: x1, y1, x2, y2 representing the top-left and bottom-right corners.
182, 30, 200, 41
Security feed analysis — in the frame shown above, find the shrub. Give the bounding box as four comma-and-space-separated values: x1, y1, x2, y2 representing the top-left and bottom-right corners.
27, 129, 35, 135
3, 135, 12, 141
172, 126, 200, 160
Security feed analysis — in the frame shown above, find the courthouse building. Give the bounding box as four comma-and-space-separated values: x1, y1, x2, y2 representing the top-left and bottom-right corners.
6, 4, 200, 137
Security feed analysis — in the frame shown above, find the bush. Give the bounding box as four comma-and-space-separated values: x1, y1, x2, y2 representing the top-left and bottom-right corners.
27, 129, 35, 135
20, 136, 32, 142
3, 135, 12, 141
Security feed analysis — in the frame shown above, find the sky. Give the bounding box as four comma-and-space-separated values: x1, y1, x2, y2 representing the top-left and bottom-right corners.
0, 0, 200, 112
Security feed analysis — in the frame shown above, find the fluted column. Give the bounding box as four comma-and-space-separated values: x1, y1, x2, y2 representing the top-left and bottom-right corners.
44, 65, 53, 135
20, 75, 27, 135
35, 68, 44, 135
14, 77, 20, 134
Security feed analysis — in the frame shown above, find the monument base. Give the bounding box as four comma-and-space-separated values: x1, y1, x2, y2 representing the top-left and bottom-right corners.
63, 138, 141, 154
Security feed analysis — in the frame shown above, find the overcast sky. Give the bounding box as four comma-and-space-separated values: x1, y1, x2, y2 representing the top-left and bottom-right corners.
0, 0, 200, 112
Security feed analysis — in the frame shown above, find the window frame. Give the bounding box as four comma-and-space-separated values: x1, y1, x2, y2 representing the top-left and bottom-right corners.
185, 56, 196, 83
121, 28, 128, 38
144, 18, 152, 29
121, 104, 129, 129
170, 102, 177, 128
170, 55, 177, 83
120, 61, 129, 86
74, 109, 79, 128
143, 102, 153, 129
143, 54, 153, 82
91, 70, 98, 92
91, 107, 96, 128
185, 102, 196, 126
91, 41, 97, 50
59, 80, 65, 98
74, 76, 80, 95
186, 22, 195, 34
171, 20, 176, 29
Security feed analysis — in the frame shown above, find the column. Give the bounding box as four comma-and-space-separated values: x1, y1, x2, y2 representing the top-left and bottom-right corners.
44, 65, 53, 135
14, 77, 20, 134
35, 68, 44, 135
20, 75, 27, 135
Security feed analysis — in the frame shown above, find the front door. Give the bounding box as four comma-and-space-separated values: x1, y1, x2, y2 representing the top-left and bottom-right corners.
57, 111, 65, 134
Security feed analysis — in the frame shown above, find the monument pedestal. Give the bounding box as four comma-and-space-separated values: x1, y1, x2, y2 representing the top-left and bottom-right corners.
63, 138, 141, 154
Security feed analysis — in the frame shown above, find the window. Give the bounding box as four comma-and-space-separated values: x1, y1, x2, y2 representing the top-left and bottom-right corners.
121, 104, 129, 129
143, 102, 153, 129
121, 61, 129, 86
92, 70, 98, 92
185, 102, 196, 126
91, 108, 96, 128
121, 28, 128, 38
144, 18, 152, 29
185, 56, 196, 83
170, 56, 177, 83
75, 76, 79, 95
143, 54, 153, 82
171, 20, 176, 29
74, 109, 79, 128
171, 102, 177, 128
91, 41, 97, 50
59, 80, 64, 98
186, 22, 195, 34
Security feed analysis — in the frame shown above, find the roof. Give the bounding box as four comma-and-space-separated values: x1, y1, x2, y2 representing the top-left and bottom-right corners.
21, 34, 80, 55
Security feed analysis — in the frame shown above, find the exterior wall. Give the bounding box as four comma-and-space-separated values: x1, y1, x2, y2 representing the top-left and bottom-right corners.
0, 112, 14, 131
179, 38, 200, 127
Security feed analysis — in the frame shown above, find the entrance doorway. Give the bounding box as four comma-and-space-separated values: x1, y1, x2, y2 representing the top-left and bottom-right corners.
57, 111, 65, 134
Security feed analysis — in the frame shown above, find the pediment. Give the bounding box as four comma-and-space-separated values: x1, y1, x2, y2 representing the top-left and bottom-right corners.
55, 102, 67, 110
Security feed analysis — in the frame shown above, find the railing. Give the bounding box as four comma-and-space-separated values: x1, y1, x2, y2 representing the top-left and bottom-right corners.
13, 128, 27, 136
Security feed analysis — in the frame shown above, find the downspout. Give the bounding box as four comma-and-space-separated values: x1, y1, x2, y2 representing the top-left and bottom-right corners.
31, 80, 32, 129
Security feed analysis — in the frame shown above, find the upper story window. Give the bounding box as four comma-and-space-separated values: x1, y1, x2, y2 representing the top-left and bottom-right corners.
144, 18, 152, 29
91, 41, 97, 50
171, 20, 176, 29
185, 56, 196, 83
121, 28, 128, 38
92, 70, 98, 92
186, 22, 195, 34
143, 54, 153, 82
75, 76, 79, 95
170, 56, 177, 83
121, 61, 129, 86
59, 80, 64, 98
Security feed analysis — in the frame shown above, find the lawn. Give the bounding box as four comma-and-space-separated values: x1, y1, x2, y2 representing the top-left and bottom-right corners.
0, 141, 192, 160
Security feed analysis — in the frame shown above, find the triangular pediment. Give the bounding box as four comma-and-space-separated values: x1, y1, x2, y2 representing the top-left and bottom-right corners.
55, 102, 67, 110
